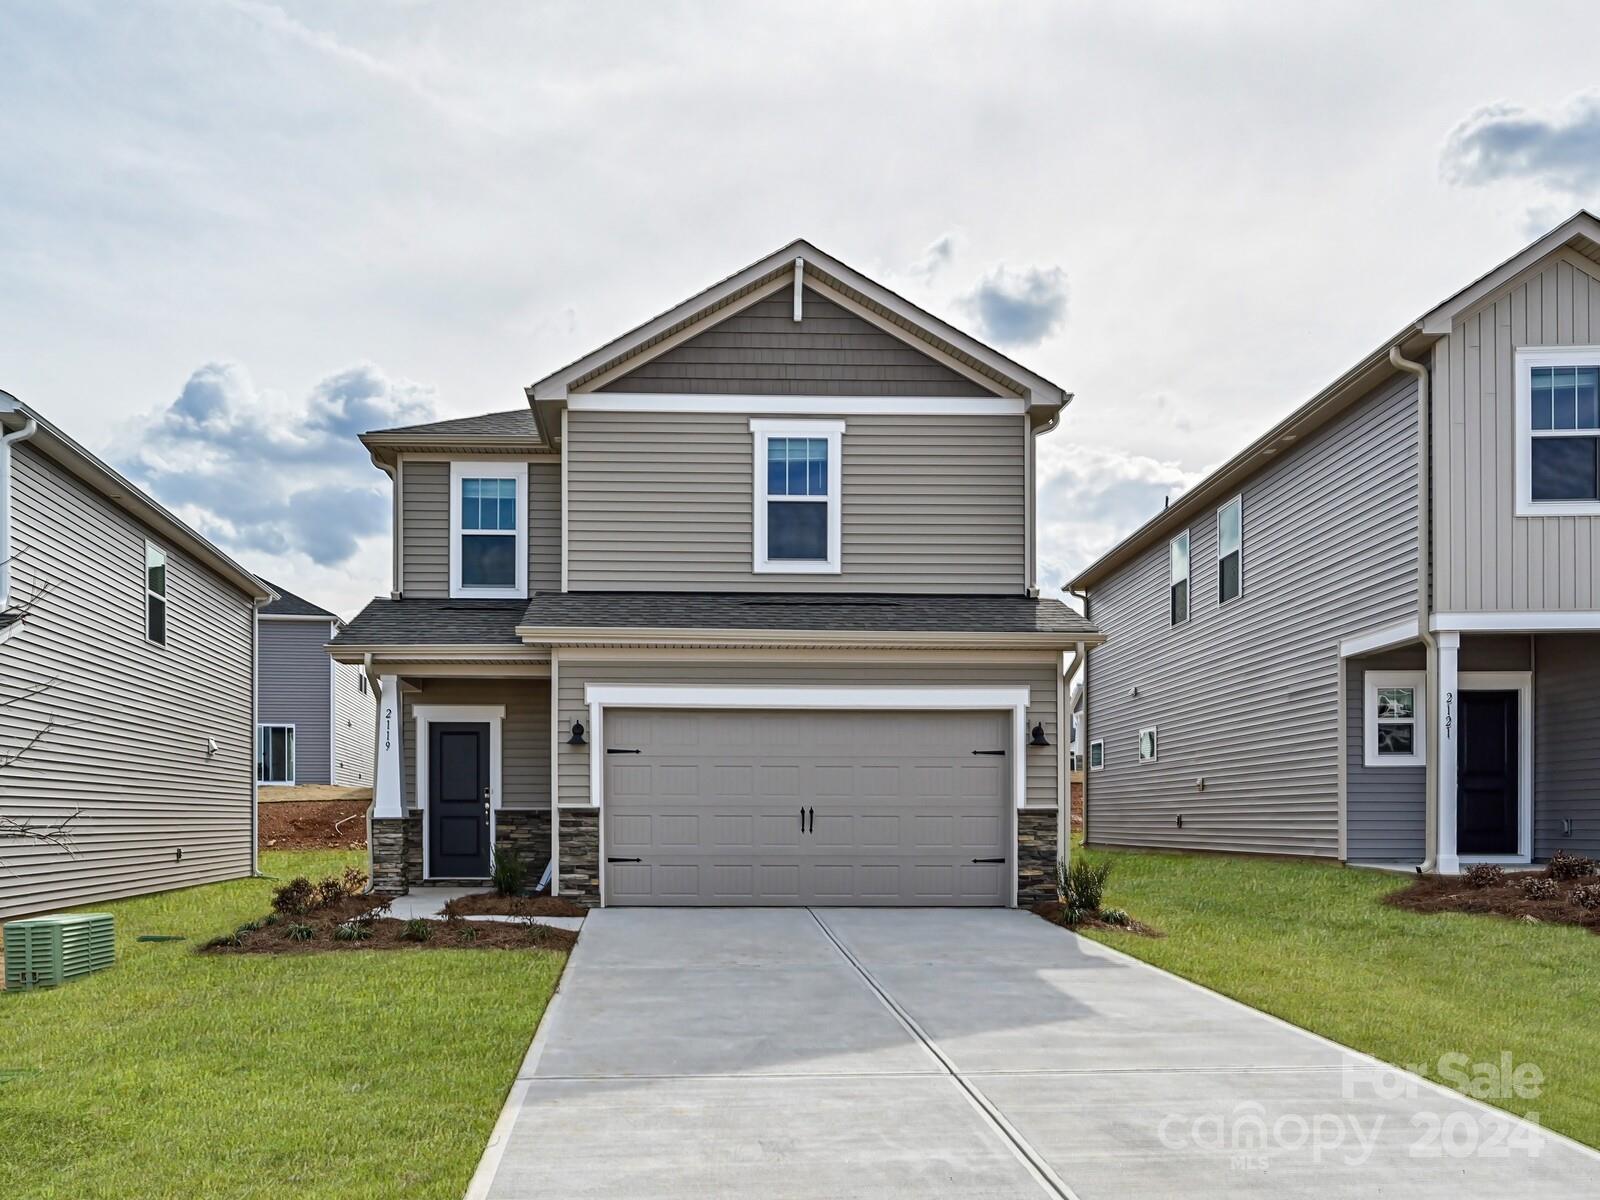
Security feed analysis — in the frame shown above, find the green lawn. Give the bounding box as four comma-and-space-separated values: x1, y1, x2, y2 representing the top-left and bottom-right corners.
1076, 845, 1600, 1148
0, 851, 566, 1200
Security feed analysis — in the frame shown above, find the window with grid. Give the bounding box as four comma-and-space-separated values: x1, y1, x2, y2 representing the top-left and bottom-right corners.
1530, 364, 1600, 502
460, 476, 518, 588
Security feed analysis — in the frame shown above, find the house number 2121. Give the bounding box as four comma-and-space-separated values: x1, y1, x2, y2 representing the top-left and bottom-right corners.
1443, 691, 1453, 739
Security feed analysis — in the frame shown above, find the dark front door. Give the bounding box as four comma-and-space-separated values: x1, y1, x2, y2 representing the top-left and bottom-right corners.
1456, 691, 1519, 857
429, 722, 491, 877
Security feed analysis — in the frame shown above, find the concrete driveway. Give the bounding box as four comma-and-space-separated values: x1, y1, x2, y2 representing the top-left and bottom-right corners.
469, 908, 1598, 1199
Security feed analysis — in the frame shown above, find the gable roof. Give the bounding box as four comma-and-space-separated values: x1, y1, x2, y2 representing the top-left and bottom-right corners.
526, 239, 1069, 440
359, 408, 546, 470
259, 579, 337, 621
1069, 211, 1600, 593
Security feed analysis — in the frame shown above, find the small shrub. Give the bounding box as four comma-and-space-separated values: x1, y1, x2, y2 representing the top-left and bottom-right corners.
284, 923, 315, 942
1099, 907, 1131, 927
1059, 858, 1111, 914
271, 877, 315, 915
1547, 851, 1597, 882
457, 924, 480, 943
491, 852, 527, 897
333, 922, 372, 942
341, 865, 369, 895
1520, 875, 1559, 901
401, 918, 434, 943
204, 931, 242, 949
1571, 883, 1600, 910
313, 876, 347, 909
1464, 863, 1506, 889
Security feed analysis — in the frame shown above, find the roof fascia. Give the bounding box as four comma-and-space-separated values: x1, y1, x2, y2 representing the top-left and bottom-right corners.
1420, 211, 1600, 335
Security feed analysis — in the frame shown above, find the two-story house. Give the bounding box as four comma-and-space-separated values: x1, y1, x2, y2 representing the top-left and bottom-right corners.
1072, 211, 1600, 875
332, 241, 1098, 906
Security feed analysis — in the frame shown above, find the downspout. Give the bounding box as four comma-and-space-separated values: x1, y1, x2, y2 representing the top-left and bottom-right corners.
0, 414, 39, 610
1388, 345, 1436, 873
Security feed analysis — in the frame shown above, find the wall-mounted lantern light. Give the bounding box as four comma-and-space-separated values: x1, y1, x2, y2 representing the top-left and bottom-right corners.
567, 719, 587, 746
1030, 722, 1050, 747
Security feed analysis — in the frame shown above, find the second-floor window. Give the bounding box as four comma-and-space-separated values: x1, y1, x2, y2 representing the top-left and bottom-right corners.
145, 542, 167, 645
449, 461, 528, 598
1217, 496, 1242, 604
1517, 348, 1600, 515
1169, 530, 1189, 625
751, 419, 843, 573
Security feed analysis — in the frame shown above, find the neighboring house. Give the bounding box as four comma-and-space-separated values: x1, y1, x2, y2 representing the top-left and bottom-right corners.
332, 240, 1099, 906
256, 582, 374, 789
0, 392, 271, 920
1071, 211, 1600, 875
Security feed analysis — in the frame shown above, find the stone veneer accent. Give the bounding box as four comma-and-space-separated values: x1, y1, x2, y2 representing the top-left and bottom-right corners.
557, 807, 601, 907
496, 810, 553, 885
369, 810, 552, 895
370, 817, 410, 894
1016, 809, 1061, 906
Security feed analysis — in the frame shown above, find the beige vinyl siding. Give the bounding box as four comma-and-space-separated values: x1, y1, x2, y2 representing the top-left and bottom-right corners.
399, 459, 560, 597
332, 657, 374, 786
1532, 633, 1600, 858
401, 678, 549, 811
1433, 252, 1600, 612
0, 444, 255, 920
1085, 372, 1420, 858
598, 289, 992, 396
554, 654, 1059, 810
566, 411, 1026, 592
257, 619, 334, 785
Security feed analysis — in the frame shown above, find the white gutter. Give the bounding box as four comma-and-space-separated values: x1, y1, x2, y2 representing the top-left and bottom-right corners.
0, 414, 38, 610
1388, 345, 1436, 874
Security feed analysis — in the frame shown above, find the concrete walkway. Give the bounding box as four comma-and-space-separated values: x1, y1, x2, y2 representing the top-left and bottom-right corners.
468, 908, 1598, 1199
385, 887, 584, 931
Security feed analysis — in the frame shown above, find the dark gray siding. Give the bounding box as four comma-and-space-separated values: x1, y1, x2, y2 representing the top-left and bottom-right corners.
1085, 372, 1420, 858
401, 678, 549, 812
257, 619, 334, 785
598, 289, 992, 396
0, 444, 255, 920
1345, 647, 1425, 862
400, 459, 560, 598
566, 411, 1026, 592
1533, 634, 1600, 859
332, 658, 374, 786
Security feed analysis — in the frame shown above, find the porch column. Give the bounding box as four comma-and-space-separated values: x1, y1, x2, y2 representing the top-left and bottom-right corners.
373, 675, 404, 819
1435, 633, 1460, 875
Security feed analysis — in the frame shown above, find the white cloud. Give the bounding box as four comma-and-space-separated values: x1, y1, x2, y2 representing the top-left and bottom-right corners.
1441, 91, 1600, 195
957, 264, 1069, 347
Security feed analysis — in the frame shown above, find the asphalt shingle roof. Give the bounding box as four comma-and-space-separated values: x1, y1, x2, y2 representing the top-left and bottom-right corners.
260, 580, 337, 620
336, 598, 528, 646
365, 410, 538, 439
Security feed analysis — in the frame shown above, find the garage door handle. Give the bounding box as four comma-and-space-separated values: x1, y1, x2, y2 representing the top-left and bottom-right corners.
799, 806, 805, 831
971, 857, 1005, 864
607, 857, 642, 864
971, 749, 1006, 756
808, 806, 814, 833
606, 748, 642, 755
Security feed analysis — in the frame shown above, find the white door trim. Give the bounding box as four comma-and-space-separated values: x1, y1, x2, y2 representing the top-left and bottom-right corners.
415, 704, 506, 881
1454, 672, 1533, 867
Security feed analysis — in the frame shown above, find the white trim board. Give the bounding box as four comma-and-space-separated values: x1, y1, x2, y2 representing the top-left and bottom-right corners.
1433, 611, 1600, 632
1453, 671, 1534, 867
1513, 345, 1600, 518
569, 393, 1029, 416
750, 418, 844, 575
414, 704, 505, 882
1340, 619, 1421, 658
448, 460, 528, 600
1363, 670, 1427, 769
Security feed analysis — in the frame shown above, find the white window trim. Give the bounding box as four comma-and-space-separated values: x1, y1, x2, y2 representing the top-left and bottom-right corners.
1088, 738, 1104, 771
1455, 672, 1534, 866
1514, 345, 1600, 517
144, 540, 167, 646
1169, 530, 1190, 626
449, 460, 528, 599
1216, 494, 1243, 605
1138, 726, 1159, 763
750, 419, 844, 574
257, 723, 296, 786
1364, 670, 1426, 768
414, 703, 505, 881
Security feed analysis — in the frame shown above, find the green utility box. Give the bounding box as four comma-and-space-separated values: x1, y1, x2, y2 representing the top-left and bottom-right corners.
3, 913, 115, 991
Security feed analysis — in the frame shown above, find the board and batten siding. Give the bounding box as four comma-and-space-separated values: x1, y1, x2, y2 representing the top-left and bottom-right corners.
399, 458, 561, 597
565, 411, 1026, 592
401, 678, 549, 812
598, 289, 993, 396
1433, 252, 1600, 612
1085, 372, 1420, 858
0, 443, 255, 920
554, 655, 1059, 810
257, 619, 334, 785
332, 658, 374, 786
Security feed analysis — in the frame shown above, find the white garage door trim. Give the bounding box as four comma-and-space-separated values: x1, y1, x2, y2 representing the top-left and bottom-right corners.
583, 684, 1032, 907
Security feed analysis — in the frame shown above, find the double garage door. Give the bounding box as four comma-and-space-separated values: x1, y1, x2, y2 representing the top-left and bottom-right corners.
602, 708, 1011, 906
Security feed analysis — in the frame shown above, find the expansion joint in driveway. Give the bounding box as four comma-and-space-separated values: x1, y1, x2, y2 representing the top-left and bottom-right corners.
806, 909, 1081, 1200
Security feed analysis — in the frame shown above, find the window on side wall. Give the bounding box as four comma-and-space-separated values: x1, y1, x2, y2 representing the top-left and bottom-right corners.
1088, 739, 1104, 771
145, 542, 167, 645
1518, 348, 1600, 515
751, 419, 843, 573
1169, 531, 1189, 625
1364, 670, 1426, 768
1217, 496, 1242, 604
1138, 727, 1158, 763
257, 724, 296, 784
449, 461, 528, 598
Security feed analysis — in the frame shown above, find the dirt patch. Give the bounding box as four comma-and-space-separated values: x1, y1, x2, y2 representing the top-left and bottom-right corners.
442, 893, 588, 918
1384, 875, 1600, 933
1032, 901, 1163, 937
199, 894, 578, 955
259, 799, 370, 850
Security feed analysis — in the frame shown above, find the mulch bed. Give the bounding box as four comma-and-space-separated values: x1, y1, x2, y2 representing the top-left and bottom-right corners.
442, 893, 588, 918
258, 799, 370, 851
199, 894, 578, 955
1032, 900, 1163, 937
1384, 873, 1600, 934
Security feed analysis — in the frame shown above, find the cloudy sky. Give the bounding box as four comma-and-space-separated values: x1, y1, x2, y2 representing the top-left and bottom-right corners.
4, 1, 1600, 616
